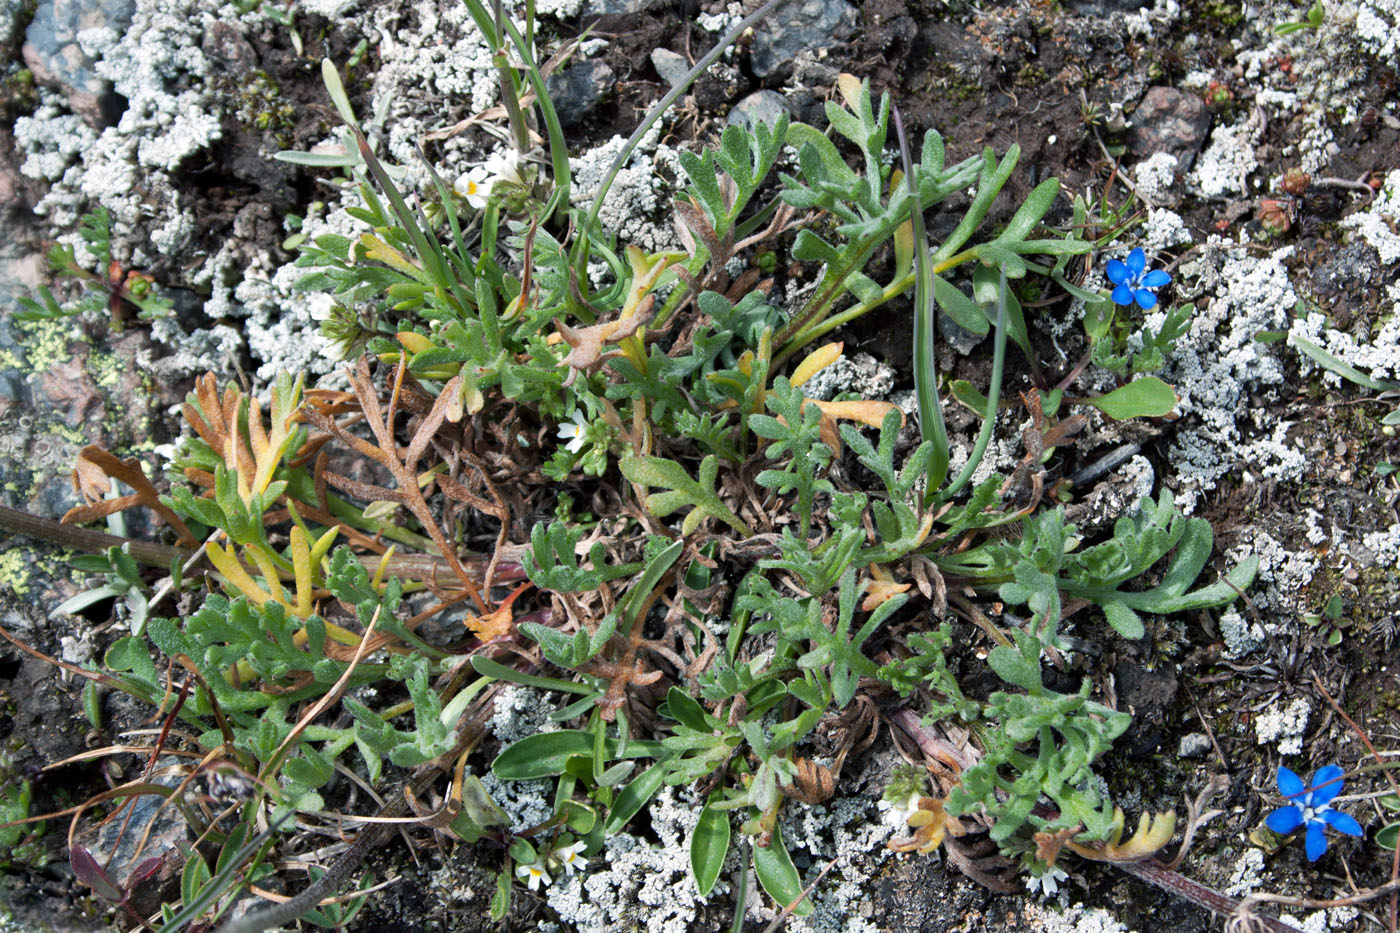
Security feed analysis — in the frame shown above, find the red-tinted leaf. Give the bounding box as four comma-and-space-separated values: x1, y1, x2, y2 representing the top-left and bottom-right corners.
70, 847, 125, 902
126, 855, 165, 890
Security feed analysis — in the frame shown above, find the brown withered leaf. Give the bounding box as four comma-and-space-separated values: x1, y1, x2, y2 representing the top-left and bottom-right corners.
784, 757, 836, 804
300, 357, 488, 613
464, 582, 532, 643
62, 446, 196, 547
1034, 825, 1081, 869
578, 561, 674, 722
554, 303, 654, 387
182, 372, 254, 480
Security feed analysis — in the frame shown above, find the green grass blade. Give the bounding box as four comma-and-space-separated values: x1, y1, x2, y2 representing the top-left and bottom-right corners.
893, 104, 950, 492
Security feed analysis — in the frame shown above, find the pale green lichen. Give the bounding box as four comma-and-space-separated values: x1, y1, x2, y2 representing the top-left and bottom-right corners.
0, 552, 32, 596
88, 349, 123, 389
15, 318, 86, 375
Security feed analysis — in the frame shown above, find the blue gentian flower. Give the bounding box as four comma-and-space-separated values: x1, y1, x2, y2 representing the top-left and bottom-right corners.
1265, 764, 1363, 861
1105, 248, 1172, 309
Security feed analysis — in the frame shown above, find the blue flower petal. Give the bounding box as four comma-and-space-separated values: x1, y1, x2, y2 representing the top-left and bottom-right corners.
1277, 765, 1306, 799
1305, 821, 1328, 861
1266, 806, 1304, 834
1125, 248, 1146, 277
1141, 268, 1172, 289
1321, 808, 1363, 837
1111, 284, 1136, 306
1134, 289, 1158, 310
1105, 258, 1130, 285
1308, 765, 1345, 807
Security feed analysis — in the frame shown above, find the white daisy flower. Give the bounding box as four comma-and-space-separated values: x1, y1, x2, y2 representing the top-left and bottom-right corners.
516, 861, 551, 891
554, 841, 589, 876
556, 410, 590, 454
454, 165, 493, 209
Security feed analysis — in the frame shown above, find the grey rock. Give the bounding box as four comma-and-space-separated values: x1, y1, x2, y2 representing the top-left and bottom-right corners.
725, 90, 792, 132
86, 757, 189, 916
650, 48, 689, 88
1128, 86, 1211, 171
581, 0, 659, 16
938, 311, 985, 355
1178, 733, 1213, 758
22, 0, 135, 126
749, 0, 858, 78
1062, 0, 1151, 13
545, 60, 615, 128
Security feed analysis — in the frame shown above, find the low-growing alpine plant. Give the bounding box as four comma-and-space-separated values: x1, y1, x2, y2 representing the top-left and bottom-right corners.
15, 3, 1264, 927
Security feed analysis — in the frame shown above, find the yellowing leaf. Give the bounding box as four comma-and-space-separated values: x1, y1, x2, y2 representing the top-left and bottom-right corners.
396, 331, 436, 354
791, 342, 843, 389
805, 399, 904, 429
359, 233, 428, 282
837, 73, 863, 112
207, 541, 271, 608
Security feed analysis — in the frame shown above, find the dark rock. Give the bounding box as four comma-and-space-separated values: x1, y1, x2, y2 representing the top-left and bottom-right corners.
726, 90, 792, 132
22, 0, 135, 127
545, 60, 615, 128
650, 48, 689, 88
749, 0, 859, 78
1128, 86, 1211, 170
200, 21, 258, 73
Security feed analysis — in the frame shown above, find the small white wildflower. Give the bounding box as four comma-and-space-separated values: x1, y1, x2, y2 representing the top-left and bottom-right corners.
880, 791, 922, 831
482, 148, 526, 188
1026, 865, 1069, 899
554, 841, 589, 876
556, 410, 590, 454
516, 861, 551, 891
318, 333, 357, 363
455, 165, 493, 209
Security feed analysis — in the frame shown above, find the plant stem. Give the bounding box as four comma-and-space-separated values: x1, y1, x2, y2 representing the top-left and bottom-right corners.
1114, 859, 1296, 933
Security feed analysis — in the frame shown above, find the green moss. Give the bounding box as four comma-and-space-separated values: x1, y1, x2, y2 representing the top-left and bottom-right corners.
232, 70, 298, 148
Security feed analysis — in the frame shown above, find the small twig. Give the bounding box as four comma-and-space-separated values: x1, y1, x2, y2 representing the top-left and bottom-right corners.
1165, 773, 1228, 871
1311, 173, 1375, 202
1115, 859, 1296, 933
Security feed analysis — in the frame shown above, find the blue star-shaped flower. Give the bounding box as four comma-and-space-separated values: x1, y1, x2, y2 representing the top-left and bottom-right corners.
1265, 764, 1363, 861
1105, 248, 1172, 309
